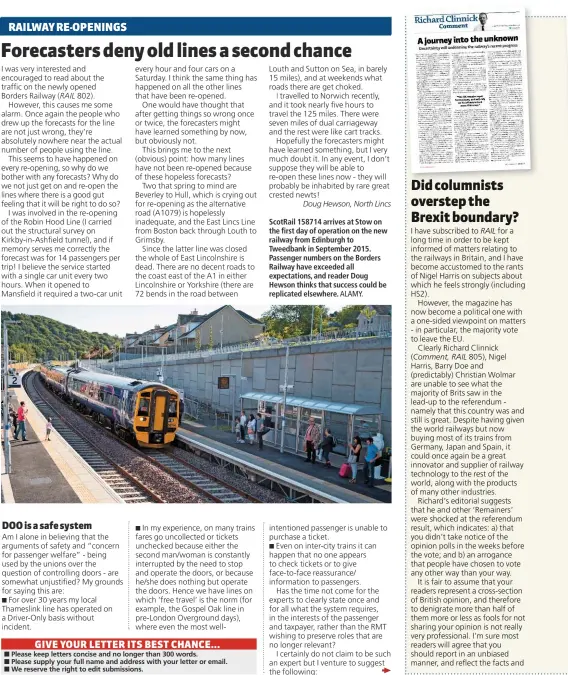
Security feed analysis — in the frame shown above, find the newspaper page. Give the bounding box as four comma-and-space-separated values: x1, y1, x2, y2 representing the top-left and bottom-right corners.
409, 10, 531, 173
0, 5, 402, 675
1, 2, 568, 675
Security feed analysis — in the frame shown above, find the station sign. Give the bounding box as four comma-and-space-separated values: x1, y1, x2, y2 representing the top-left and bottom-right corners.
7, 372, 22, 388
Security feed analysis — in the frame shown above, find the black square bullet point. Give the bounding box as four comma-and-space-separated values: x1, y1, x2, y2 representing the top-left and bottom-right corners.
3, 661, 9, 666
1, 598, 6, 603
5, 667, 10, 672
135, 526, 140, 531
269, 544, 274, 549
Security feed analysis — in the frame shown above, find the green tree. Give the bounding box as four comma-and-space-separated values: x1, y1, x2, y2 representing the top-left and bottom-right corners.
332, 305, 365, 328
195, 329, 201, 351
360, 306, 377, 331
261, 306, 330, 338
208, 325, 214, 349
1, 311, 118, 363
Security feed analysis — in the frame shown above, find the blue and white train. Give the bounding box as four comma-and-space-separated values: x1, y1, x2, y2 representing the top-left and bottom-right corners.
39, 365, 181, 448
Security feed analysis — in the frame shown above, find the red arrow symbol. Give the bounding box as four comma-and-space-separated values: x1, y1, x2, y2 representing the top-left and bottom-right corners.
382, 669, 391, 673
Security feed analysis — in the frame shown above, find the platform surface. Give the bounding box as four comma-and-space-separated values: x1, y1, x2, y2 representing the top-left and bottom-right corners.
2, 379, 121, 504
3, 393, 81, 504
177, 422, 391, 503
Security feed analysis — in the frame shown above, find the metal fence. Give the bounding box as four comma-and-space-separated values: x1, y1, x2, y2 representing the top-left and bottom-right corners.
183, 395, 202, 422
77, 361, 115, 374
182, 396, 233, 430
102, 320, 392, 370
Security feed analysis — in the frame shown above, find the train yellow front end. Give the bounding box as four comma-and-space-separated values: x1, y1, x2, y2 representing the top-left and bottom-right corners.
134, 386, 180, 448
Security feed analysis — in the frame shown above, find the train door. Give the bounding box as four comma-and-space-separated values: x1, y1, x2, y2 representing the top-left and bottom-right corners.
119, 390, 129, 427
150, 389, 170, 442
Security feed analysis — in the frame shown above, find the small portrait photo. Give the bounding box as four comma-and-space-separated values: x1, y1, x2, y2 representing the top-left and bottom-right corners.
473, 12, 489, 31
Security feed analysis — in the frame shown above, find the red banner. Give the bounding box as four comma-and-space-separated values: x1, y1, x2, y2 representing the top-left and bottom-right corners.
1, 638, 257, 650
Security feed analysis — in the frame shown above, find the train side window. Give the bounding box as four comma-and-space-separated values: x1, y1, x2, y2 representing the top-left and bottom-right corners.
168, 400, 177, 415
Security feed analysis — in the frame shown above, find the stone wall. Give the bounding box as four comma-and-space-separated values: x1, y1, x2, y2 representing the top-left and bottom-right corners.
109, 337, 392, 445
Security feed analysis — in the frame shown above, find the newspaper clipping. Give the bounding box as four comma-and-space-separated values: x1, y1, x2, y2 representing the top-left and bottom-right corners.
409, 10, 530, 173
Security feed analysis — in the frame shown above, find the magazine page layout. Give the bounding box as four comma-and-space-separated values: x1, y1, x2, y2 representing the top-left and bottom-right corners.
1, 2, 566, 675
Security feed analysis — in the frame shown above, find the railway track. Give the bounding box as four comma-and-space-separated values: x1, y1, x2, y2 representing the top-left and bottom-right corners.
26, 371, 260, 504
24, 372, 160, 503
145, 451, 259, 504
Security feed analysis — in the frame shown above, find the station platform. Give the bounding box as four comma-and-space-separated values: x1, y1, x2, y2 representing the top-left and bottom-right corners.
177, 422, 391, 503
2, 384, 121, 504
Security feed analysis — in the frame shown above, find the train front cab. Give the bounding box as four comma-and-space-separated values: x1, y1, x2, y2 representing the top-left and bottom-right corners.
134, 386, 179, 448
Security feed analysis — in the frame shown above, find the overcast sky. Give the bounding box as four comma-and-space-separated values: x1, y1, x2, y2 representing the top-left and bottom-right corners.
3, 303, 348, 336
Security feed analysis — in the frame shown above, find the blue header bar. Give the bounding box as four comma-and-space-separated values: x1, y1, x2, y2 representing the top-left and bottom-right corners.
0, 17, 391, 37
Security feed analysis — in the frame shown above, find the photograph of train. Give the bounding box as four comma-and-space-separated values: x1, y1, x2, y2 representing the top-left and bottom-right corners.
1, 304, 392, 505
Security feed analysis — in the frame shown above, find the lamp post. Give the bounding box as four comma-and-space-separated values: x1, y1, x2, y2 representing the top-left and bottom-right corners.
157, 347, 166, 383
279, 344, 293, 454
